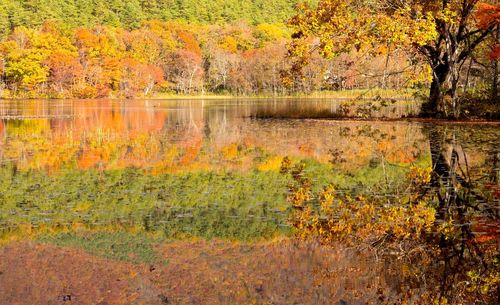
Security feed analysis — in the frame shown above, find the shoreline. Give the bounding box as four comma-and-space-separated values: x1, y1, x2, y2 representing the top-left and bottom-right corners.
0, 89, 419, 101
1, 95, 497, 122
253, 116, 500, 124
0, 96, 416, 101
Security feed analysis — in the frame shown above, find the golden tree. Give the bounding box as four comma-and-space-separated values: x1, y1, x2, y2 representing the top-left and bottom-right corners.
287, 0, 499, 118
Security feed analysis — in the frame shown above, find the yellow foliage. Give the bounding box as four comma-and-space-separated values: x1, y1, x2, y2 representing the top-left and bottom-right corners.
284, 160, 437, 245
257, 156, 284, 172
73, 201, 92, 212
221, 143, 239, 160
219, 36, 238, 53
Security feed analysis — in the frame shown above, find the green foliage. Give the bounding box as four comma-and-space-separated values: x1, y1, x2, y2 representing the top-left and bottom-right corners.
0, 167, 292, 241
0, 0, 317, 32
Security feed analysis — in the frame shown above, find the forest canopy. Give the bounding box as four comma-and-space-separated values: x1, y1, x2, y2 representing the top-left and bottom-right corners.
0, 0, 316, 36
0, 0, 497, 118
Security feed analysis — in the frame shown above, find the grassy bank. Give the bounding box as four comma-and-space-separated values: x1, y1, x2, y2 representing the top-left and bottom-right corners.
133, 88, 419, 100
0, 88, 419, 101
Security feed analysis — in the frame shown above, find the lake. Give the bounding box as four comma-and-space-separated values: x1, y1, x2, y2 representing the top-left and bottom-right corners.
0, 99, 498, 304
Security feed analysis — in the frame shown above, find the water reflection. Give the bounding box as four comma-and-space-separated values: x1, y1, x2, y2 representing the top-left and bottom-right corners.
421, 126, 499, 302
0, 99, 498, 303
0, 99, 432, 172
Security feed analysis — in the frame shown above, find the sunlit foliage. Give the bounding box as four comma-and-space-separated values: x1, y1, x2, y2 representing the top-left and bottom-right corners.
0, 21, 448, 98
287, 0, 499, 117
282, 156, 499, 303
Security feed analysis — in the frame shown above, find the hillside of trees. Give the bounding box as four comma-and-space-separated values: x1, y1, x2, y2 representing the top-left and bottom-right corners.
0, 0, 316, 37
0, 0, 497, 107
0, 19, 426, 99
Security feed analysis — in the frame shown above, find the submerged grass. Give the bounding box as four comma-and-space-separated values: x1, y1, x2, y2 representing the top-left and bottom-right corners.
0, 158, 416, 244
38, 231, 161, 264
0, 157, 427, 265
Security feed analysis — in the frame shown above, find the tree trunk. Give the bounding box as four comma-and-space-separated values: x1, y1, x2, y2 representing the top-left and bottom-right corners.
463, 58, 473, 94
424, 63, 450, 117
492, 25, 499, 102
492, 57, 498, 101
424, 62, 461, 119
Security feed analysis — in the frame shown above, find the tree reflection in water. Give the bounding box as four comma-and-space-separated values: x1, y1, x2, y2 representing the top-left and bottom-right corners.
426, 126, 498, 303
286, 125, 499, 304
0, 100, 498, 304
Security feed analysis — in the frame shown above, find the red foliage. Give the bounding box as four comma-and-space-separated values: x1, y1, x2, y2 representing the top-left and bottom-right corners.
476, 3, 500, 29
489, 45, 500, 60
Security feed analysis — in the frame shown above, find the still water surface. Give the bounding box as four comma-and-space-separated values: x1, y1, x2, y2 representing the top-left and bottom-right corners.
0, 99, 499, 304
0, 99, 498, 237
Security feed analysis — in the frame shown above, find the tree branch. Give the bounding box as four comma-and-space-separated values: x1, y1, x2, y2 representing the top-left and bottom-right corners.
458, 24, 496, 63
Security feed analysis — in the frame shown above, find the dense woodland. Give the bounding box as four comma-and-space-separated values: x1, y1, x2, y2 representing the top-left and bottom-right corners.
0, 19, 423, 98
0, 1, 498, 117
0, 0, 315, 32
0, 0, 420, 99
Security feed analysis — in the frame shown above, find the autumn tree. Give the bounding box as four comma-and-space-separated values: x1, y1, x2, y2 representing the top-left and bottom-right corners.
0, 22, 79, 96
44, 51, 83, 95
119, 58, 164, 97
287, 0, 499, 118
205, 45, 238, 92
165, 31, 204, 94
473, 13, 499, 100
0, 29, 49, 94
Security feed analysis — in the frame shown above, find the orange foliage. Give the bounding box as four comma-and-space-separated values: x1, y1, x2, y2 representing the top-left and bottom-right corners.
476, 3, 500, 29
45, 51, 83, 92
121, 58, 165, 97
77, 147, 109, 169
178, 31, 202, 56
0, 19, 445, 98
74, 28, 100, 54
179, 139, 203, 166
